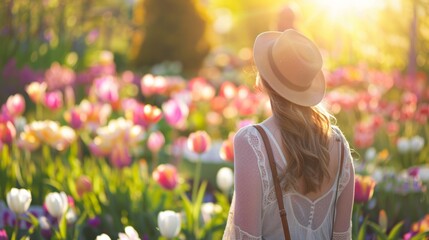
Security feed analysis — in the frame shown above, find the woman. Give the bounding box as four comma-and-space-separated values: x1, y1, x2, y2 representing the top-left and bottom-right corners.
223, 29, 355, 239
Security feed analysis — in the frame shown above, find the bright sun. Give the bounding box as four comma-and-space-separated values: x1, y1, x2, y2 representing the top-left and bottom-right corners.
318, 0, 384, 18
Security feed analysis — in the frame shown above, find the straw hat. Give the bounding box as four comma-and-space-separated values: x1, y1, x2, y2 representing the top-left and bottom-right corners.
253, 29, 325, 106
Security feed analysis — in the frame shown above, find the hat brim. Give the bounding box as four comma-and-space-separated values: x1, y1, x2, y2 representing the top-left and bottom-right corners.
253, 31, 326, 107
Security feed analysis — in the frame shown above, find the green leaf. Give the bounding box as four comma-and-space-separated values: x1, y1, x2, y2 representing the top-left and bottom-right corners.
410, 231, 429, 240
59, 215, 67, 239
367, 221, 388, 239
357, 219, 367, 240
387, 221, 403, 240
180, 192, 194, 231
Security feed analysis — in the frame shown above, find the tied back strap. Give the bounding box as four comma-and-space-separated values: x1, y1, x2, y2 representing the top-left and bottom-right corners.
331, 138, 345, 239
254, 125, 291, 240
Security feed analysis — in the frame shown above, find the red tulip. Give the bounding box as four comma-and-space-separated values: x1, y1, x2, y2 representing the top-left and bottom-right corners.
187, 131, 211, 154
220, 132, 235, 162
354, 175, 376, 203
152, 164, 179, 190
0, 121, 16, 144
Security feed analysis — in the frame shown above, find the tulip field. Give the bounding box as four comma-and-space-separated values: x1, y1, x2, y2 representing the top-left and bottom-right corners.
1, 56, 429, 239
1, 0, 429, 239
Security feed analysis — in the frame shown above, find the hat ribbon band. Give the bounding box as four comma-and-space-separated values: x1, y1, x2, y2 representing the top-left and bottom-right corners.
268, 44, 311, 92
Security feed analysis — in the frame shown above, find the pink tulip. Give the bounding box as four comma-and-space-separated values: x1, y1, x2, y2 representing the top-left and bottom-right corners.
147, 131, 165, 153
88, 141, 109, 157
109, 145, 132, 169
75, 176, 93, 197
44, 62, 75, 90
219, 81, 237, 99
0, 229, 8, 240
152, 164, 179, 190
187, 131, 211, 154
189, 77, 215, 101
408, 167, 419, 178
0, 121, 16, 144
94, 76, 119, 104
386, 121, 399, 135
415, 104, 429, 124
79, 100, 111, 132
44, 91, 63, 110
162, 99, 188, 129
133, 104, 162, 128
220, 133, 235, 162
6, 94, 25, 117
353, 123, 375, 149
64, 108, 86, 129
140, 74, 167, 96
354, 175, 376, 203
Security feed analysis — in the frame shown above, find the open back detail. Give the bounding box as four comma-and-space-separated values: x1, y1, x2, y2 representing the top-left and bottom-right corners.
223, 119, 355, 240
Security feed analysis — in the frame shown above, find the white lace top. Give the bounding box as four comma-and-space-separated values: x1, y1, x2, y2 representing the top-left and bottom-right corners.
223, 118, 355, 240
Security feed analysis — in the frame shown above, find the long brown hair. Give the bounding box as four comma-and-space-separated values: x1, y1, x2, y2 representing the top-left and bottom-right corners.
258, 75, 333, 194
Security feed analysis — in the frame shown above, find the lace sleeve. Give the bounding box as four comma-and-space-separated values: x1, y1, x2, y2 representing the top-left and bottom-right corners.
223, 127, 263, 240
333, 223, 352, 240
333, 126, 355, 238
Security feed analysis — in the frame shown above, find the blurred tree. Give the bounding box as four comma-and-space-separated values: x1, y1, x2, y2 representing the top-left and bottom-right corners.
210, 0, 429, 75
131, 0, 213, 76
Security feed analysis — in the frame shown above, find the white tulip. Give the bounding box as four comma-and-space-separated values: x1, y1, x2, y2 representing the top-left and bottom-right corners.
96, 233, 111, 240
38, 216, 50, 230
216, 167, 234, 193
418, 167, 429, 182
365, 147, 377, 162
6, 188, 32, 215
66, 208, 77, 224
410, 136, 425, 153
44, 192, 68, 218
118, 226, 140, 240
201, 202, 222, 223
397, 137, 410, 153
158, 210, 181, 239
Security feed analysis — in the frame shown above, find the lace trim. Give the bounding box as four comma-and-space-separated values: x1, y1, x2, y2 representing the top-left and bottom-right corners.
334, 127, 353, 197
332, 224, 352, 240
223, 205, 262, 240
245, 127, 274, 207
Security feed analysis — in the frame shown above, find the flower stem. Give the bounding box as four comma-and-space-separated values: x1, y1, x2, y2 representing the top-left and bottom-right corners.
12, 215, 19, 240
192, 156, 202, 202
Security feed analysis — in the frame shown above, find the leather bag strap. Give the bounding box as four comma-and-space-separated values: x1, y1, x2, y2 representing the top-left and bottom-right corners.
254, 125, 291, 240
331, 138, 345, 239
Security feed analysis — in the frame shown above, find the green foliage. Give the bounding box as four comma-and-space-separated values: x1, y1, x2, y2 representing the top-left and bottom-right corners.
132, 0, 213, 76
